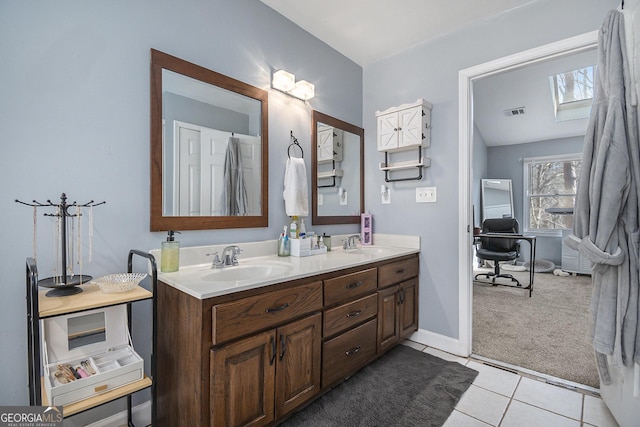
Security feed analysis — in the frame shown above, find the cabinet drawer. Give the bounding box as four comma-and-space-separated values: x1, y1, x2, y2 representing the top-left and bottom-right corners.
323, 268, 377, 306
323, 293, 377, 338
378, 257, 419, 288
212, 282, 322, 345
322, 318, 377, 387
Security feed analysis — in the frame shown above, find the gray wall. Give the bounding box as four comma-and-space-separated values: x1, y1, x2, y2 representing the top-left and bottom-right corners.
363, 0, 617, 340
486, 135, 586, 265
0, 0, 362, 421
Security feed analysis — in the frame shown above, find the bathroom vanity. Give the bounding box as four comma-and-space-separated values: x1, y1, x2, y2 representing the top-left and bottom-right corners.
154, 235, 419, 426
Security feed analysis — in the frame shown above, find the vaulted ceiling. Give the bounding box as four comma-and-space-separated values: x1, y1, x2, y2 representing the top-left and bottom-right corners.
260, 0, 594, 145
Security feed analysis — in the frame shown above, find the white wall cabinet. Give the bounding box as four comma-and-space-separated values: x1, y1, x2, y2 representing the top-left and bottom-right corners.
376, 99, 431, 152
376, 99, 432, 181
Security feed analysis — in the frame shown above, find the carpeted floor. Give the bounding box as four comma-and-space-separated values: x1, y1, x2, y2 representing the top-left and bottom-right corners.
278, 344, 478, 426
473, 268, 599, 388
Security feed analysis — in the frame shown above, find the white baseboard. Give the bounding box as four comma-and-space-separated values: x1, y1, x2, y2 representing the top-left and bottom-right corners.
409, 328, 469, 357
85, 400, 151, 427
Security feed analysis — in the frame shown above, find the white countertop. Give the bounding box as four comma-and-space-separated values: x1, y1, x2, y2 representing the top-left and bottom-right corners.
152, 234, 420, 299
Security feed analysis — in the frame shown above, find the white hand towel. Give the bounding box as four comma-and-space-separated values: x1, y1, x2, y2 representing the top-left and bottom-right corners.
283, 157, 309, 217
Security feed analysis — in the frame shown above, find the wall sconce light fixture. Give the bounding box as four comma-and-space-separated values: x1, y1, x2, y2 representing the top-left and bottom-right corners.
272, 69, 315, 100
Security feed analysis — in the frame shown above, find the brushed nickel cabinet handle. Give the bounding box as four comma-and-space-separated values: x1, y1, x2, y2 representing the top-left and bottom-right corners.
346, 310, 362, 318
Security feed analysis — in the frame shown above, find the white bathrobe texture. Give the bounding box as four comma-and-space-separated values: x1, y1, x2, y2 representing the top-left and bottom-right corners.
567, 10, 640, 384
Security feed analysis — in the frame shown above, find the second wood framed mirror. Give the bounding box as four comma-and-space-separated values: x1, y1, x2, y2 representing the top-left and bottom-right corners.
311, 110, 364, 225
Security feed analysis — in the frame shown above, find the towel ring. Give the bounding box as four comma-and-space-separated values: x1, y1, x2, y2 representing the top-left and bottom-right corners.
288, 130, 304, 158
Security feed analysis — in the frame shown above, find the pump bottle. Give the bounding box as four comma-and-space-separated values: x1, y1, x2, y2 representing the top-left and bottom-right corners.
161, 230, 180, 272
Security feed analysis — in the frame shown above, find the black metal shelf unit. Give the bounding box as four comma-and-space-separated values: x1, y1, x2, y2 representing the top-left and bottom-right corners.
26, 250, 157, 426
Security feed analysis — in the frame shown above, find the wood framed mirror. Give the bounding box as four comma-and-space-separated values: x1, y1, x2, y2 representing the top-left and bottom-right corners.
311, 110, 364, 225
150, 49, 268, 231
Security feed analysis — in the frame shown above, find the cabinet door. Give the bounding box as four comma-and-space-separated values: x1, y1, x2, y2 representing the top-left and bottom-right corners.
317, 128, 335, 162
399, 279, 418, 338
377, 112, 399, 151
211, 330, 275, 427
398, 106, 424, 148
275, 313, 322, 418
377, 285, 399, 353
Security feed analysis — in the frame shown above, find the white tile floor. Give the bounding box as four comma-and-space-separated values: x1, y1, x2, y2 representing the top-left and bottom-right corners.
400, 341, 619, 427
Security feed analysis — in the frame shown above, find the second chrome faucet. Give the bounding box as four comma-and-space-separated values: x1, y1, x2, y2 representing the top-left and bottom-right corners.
211, 245, 242, 268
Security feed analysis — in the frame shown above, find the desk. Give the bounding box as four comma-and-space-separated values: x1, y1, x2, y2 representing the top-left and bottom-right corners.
474, 233, 537, 297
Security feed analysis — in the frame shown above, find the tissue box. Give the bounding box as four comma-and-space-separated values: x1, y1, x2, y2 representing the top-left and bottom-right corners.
290, 238, 328, 257
41, 305, 144, 407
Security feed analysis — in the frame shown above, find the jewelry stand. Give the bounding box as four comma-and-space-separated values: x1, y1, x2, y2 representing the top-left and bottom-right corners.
16, 193, 105, 297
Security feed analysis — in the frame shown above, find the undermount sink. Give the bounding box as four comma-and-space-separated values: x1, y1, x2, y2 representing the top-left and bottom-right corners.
201, 262, 292, 283
342, 246, 396, 256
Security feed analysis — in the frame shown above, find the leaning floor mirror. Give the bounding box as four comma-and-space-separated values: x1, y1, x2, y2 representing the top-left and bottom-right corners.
311, 110, 364, 225
481, 178, 514, 221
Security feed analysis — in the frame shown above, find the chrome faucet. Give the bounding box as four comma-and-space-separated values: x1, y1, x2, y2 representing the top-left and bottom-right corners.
209, 245, 242, 268
343, 234, 361, 250
221, 245, 242, 266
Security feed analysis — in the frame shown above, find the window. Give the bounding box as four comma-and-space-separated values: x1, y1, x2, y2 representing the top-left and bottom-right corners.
549, 65, 595, 121
523, 154, 581, 234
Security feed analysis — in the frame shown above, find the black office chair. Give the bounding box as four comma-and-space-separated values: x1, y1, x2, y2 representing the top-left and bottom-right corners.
474, 218, 521, 286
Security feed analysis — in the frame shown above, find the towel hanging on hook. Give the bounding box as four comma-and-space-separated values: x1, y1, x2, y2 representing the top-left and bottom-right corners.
288, 130, 304, 158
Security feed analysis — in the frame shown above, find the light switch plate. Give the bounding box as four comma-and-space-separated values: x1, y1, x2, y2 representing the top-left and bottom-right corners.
318, 194, 323, 206
416, 187, 436, 203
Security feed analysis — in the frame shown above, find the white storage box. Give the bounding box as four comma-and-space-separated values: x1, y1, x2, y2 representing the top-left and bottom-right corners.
290, 238, 328, 257
41, 305, 144, 407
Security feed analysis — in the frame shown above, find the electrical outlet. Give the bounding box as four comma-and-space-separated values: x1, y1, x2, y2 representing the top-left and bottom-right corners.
340, 191, 348, 205
416, 187, 437, 203
381, 187, 391, 204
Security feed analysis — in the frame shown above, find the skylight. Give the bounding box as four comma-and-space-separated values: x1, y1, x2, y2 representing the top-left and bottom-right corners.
549, 65, 595, 122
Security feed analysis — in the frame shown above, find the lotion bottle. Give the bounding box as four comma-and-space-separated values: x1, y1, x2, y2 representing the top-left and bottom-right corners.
289, 216, 298, 239
299, 219, 306, 239
161, 230, 180, 272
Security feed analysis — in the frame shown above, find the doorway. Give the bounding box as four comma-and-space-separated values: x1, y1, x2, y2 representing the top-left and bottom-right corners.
457, 31, 599, 382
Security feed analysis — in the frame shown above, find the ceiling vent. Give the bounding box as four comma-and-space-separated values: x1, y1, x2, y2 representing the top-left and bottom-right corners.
504, 107, 526, 117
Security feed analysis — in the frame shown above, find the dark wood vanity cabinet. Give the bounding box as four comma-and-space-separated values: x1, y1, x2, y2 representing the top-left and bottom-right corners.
377, 258, 420, 353
156, 254, 419, 427
210, 313, 322, 426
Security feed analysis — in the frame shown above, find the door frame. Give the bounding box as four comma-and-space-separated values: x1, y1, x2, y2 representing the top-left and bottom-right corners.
457, 30, 598, 356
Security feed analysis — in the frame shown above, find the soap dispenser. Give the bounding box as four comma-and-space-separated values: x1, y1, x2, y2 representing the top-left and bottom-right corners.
161, 230, 180, 272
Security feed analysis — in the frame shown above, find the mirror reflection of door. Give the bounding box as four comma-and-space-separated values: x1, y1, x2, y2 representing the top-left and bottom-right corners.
481, 179, 513, 221
174, 121, 260, 216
